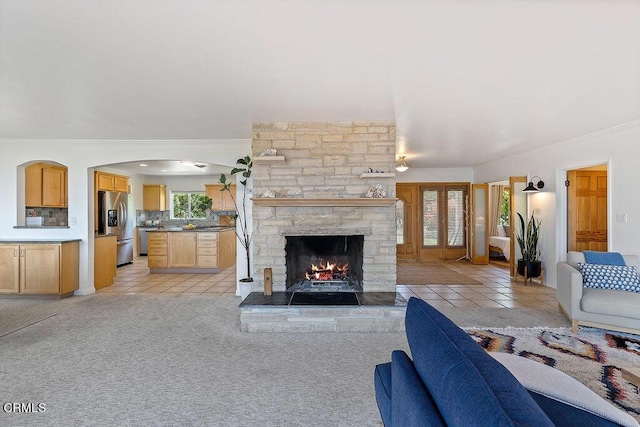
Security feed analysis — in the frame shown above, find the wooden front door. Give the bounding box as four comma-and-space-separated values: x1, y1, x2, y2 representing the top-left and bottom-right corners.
396, 183, 469, 261
568, 169, 608, 252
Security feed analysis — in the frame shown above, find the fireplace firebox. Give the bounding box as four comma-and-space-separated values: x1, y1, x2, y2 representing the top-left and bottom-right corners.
285, 235, 364, 293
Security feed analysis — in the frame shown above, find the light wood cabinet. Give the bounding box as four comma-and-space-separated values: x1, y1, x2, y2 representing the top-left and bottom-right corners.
218, 229, 237, 269
94, 235, 117, 290
148, 232, 168, 268
168, 233, 198, 267
95, 172, 129, 193
148, 230, 235, 272
0, 241, 79, 296
205, 184, 236, 211
197, 233, 218, 268
143, 185, 167, 211
25, 163, 68, 207
0, 245, 19, 293
114, 175, 129, 193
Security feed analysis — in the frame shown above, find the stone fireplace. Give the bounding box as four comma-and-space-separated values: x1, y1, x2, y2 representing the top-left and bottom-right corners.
249, 121, 397, 295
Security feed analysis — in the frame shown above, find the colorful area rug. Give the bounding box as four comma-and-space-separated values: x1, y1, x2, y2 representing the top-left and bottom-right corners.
396, 262, 481, 285
465, 327, 640, 421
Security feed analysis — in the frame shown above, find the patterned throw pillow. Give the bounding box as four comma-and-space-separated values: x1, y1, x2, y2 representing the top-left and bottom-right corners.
578, 263, 640, 292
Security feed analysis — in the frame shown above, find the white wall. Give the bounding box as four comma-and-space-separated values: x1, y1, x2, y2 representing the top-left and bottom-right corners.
0, 139, 251, 295
474, 121, 640, 286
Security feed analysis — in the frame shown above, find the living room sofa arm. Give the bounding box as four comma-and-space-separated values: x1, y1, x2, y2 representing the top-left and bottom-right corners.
556, 262, 584, 318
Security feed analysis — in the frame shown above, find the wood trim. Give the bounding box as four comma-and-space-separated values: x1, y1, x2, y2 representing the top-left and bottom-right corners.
251, 198, 398, 207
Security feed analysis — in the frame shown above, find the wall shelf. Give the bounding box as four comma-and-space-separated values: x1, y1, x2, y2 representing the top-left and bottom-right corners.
253, 156, 285, 163
251, 197, 398, 207
359, 172, 395, 178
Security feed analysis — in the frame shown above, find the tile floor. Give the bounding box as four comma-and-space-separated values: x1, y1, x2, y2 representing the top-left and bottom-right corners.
98, 258, 558, 311
396, 261, 558, 311
96, 257, 238, 296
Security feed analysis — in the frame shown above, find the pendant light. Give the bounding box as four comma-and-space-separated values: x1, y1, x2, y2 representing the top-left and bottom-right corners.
395, 156, 409, 172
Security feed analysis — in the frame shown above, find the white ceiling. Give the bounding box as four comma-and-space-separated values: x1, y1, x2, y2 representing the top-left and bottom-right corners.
108, 160, 231, 176
1, 0, 639, 168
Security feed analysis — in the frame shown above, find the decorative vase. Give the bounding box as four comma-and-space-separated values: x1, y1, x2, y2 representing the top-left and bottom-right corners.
238, 278, 254, 300
517, 259, 542, 278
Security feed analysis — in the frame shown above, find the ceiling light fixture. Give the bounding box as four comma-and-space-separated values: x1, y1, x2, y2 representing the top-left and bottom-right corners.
139, 163, 148, 167
523, 176, 545, 193
395, 156, 409, 172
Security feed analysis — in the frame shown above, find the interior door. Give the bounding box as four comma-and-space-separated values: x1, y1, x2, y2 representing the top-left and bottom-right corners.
510, 176, 527, 277
567, 168, 608, 252
470, 184, 489, 264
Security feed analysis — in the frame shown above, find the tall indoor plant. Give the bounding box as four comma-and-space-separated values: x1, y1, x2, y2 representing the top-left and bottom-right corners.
515, 212, 542, 277
219, 156, 253, 282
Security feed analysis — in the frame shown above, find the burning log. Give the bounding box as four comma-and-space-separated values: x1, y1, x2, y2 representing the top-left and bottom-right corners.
304, 260, 349, 281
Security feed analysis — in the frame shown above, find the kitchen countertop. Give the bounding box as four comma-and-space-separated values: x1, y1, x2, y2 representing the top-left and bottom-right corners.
0, 238, 81, 243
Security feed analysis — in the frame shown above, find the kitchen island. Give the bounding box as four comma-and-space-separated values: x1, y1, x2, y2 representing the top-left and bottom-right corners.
147, 228, 236, 273
0, 238, 80, 297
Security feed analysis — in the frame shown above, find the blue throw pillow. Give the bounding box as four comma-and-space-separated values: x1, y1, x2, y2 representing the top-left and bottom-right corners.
579, 263, 640, 292
583, 251, 625, 266
404, 298, 553, 426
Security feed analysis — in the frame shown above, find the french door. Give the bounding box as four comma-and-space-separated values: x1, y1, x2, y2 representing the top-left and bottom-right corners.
397, 183, 469, 261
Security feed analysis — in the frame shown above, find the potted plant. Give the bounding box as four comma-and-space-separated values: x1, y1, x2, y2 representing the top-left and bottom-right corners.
219, 156, 253, 286
515, 212, 542, 278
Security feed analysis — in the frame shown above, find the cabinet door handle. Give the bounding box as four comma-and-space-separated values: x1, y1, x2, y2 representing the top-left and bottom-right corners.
20, 249, 25, 257
14, 248, 17, 257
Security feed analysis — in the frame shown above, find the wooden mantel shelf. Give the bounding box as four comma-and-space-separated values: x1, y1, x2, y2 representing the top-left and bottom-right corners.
251, 197, 398, 207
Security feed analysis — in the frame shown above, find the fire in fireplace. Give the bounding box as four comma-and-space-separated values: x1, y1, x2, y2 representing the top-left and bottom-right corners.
285, 235, 364, 292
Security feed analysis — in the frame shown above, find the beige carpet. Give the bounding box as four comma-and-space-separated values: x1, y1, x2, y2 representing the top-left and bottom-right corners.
396, 262, 482, 285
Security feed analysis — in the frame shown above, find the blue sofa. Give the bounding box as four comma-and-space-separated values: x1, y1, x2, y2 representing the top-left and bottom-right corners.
374, 297, 639, 427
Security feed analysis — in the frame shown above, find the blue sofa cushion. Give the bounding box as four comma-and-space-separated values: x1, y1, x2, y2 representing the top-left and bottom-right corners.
583, 250, 626, 266
374, 362, 392, 426
390, 350, 446, 427
405, 297, 554, 426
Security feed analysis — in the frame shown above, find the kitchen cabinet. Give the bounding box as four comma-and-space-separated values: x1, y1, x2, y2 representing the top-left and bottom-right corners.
0, 241, 79, 296
148, 232, 168, 268
168, 232, 198, 267
197, 233, 218, 268
143, 185, 167, 211
205, 184, 236, 211
0, 245, 19, 293
148, 229, 235, 272
95, 172, 129, 192
94, 235, 117, 289
25, 163, 68, 207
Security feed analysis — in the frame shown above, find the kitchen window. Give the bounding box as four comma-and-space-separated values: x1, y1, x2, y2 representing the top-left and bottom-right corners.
170, 192, 210, 219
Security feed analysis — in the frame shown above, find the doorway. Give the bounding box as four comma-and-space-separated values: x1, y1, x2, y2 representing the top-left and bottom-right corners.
396, 183, 469, 261
567, 165, 608, 252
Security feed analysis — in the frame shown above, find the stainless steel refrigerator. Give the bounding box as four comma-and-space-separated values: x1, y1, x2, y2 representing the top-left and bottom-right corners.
98, 190, 134, 266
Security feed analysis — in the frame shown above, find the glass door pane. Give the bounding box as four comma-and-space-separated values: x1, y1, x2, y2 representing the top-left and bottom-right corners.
447, 189, 465, 247
422, 190, 440, 246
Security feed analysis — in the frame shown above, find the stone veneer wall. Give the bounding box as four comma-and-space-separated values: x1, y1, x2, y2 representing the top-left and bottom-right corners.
251, 121, 397, 293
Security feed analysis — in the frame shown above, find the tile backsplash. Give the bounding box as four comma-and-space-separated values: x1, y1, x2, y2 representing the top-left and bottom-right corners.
25, 208, 68, 226
135, 209, 235, 228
